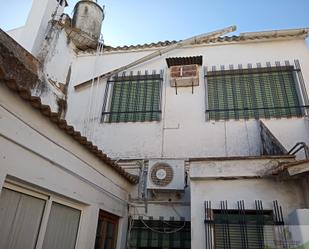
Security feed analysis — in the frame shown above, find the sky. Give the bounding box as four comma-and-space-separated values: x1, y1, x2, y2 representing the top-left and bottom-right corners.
0, 0, 309, 47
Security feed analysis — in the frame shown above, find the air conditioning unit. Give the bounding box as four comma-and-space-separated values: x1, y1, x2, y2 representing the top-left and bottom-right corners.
170, 64, 199, 87
147, 160, 185, 191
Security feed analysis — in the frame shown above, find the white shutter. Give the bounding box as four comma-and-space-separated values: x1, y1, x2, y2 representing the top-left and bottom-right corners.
42, 202, 81, 249
0, 188, 45, 249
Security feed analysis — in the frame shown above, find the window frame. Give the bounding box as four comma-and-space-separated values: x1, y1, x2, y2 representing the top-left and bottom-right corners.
101, 72, 164, 123
2, 180, 83, 249
204, 61, 309, 121
212, 209, 275, 249
94, 210, 119, 249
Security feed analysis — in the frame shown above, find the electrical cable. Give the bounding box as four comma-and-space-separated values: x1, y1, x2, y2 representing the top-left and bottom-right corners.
89, 38, 104, 140
83, 40, 101, 138
130, 205, 187, 234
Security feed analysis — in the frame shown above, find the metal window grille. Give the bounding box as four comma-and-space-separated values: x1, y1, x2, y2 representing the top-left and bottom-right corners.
129, 218, 191, 249
102, 72, 163, 123
205, 60, 309, 121
204, 200, 291, 249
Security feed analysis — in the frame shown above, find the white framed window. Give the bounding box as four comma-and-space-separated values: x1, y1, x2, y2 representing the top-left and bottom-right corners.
0, 181, 83, 249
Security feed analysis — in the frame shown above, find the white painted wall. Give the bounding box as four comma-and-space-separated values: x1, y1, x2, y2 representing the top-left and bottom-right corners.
38, 25, 76, 85
6, 26, 24, 43
66, 38, 309, 159
6, 1, 73, 115
263, 118, 309, 158
0, 83, 133, 249
8, 0, 65, 55
190, 158, 306, 249
302, 176, 309, 207
6, 2, 309, 247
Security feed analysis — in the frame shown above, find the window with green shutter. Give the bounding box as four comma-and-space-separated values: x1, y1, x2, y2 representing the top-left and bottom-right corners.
206, 62, 307, 120
102, 73, 163, 123
129, 219, 191, 249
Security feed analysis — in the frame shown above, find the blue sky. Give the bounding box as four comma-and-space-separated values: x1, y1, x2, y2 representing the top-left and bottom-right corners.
1, 0, 309, 46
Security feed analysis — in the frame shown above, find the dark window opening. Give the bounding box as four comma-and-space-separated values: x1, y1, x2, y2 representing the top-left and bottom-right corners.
95, 210, 119, 249
204, 200, 291, 249
213, 209, 274, 249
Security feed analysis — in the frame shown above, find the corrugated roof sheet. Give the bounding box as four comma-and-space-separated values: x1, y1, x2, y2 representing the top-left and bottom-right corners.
166, 56, 203, 68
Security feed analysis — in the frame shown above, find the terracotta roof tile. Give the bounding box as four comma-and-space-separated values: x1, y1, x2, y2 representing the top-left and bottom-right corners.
0, 28, 138, 184
96, 28, 308, 53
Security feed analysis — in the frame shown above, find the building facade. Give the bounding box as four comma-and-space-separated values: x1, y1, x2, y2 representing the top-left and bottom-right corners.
1, 0, 309, 248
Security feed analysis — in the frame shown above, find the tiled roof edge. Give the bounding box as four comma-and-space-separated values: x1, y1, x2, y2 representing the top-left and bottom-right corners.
79, 28, 309, 54
0, 28, 138, 184
1, 80, 139, 184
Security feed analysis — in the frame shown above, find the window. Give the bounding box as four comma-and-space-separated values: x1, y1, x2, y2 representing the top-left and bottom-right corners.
42, 203, 81, 249
0, 182, 81, 249
213, 210, 275, 249
204, 200, 289, 249
206, 62, 308, 120
95, 210, 119, 249
129, 219, 191, 248
0, 187, 46, 249
102, 73, 162, 123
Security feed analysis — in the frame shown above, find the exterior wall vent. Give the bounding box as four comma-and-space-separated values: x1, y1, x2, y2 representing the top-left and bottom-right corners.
170, 64, 199, 87
147, 160, 185, 191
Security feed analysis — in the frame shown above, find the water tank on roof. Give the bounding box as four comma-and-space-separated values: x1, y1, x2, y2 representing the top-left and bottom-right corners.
72, 0, 104, 43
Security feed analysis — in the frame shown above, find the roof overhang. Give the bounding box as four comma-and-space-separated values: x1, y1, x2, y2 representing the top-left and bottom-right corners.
240, 28, 309, 39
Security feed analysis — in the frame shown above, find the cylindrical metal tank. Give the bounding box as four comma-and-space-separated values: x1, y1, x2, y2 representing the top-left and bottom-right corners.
72, 0, 104, 41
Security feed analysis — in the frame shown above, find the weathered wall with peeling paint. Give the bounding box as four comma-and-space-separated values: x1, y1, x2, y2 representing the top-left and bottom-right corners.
3, 2, 309, 245
72, 0, 104, 42
66, 38, 309, 160
7, 0, 65, 55
0, 83, 133, 249
189, 158, 306, 249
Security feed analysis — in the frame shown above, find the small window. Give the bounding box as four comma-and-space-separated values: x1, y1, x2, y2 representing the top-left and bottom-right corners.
0, 182, 82, 249
95, 210, 119, 249
206, 62, 307, 120
42, 202, 81, 249
102, 73, 162, 123
213, 210, 274, 249
0, 188, 46, 249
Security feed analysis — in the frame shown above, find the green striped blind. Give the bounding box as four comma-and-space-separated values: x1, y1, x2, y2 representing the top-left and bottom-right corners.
105, 75, 162, 122
207, 66, 303, 120
129, 219, 191, 249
